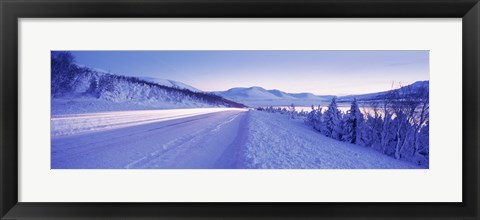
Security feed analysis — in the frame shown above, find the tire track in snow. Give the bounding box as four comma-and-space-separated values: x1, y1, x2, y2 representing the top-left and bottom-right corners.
213, 111, 250, 168
126, 111, 247, 169
51, 114, 214, 155
51, 110, 247, 169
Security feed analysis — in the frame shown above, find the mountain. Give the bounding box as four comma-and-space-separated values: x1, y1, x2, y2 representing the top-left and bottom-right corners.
217, 87, 286, 100
213, 87, 332, 107
138, 77, 202, 92
337, 81, 429, 103
213, 81, 428, 107
289, 92, 324, 99
51, 54, 245, 114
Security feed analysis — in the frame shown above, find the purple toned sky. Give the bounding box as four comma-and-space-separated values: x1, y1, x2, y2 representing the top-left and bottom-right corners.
70, 50, 429, 96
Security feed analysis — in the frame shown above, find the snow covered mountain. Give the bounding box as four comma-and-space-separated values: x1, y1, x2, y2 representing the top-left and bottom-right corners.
337, 81, 429, 103
138, 77, 202, 92
214, 81, 428, 107
217, 87, 289, 100
213, 86, 331, 106
51, 53, 245, 114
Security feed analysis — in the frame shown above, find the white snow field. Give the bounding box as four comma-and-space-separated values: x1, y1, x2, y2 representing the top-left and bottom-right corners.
51, 109, 420, 169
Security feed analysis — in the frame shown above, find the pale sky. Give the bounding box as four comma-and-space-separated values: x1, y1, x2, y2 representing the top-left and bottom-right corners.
70, 50, 429, 96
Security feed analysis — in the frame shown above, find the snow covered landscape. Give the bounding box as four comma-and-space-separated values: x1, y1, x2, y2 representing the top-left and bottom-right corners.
51, 51, 429, 169
52, 108, 418, 169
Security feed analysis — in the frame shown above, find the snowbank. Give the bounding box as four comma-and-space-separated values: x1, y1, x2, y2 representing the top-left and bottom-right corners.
243, 111, 420, 169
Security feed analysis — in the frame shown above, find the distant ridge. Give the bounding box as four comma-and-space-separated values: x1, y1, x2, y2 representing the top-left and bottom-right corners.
213, 86, 333, 106
337, 80, 429, 102
213, 81, 429, 106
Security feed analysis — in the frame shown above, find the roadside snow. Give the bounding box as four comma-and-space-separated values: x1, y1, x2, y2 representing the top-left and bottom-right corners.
51, 97, 222, 115
243, 111, 419, 169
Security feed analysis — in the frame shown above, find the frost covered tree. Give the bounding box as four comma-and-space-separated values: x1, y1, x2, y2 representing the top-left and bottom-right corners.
86, 77, 99, 97
384, 83, 428, 161
391, 111, 409, 159
361, 102, 387, 152
372, 82, 430, 162
342, 98, 365, 145
51, 51, 77, 96
372, 84, 399, 156
409, 85, 429, 158
416, 119, 429, 165
313, 105, 323, 132
299, 81, 429, 166
304, 105, 316, 126
322, 97, 343, 140
288, 103, 296, 119
305, 104, 323, 131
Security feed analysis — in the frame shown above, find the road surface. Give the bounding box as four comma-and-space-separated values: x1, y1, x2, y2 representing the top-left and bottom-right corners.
51, 109, 248, 169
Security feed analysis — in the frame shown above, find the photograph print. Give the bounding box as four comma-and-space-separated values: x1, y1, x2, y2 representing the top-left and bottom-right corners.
51, 50, 429, 169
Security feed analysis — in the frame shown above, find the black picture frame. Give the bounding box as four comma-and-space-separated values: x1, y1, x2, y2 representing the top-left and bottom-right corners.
1, 0, 479, 219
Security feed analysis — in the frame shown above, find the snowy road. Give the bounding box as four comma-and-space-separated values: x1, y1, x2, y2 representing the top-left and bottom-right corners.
51, 108, 249, 169
51, 108, 421, 169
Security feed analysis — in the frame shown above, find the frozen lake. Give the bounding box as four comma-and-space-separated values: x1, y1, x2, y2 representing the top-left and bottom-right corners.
273, 105, 372, 114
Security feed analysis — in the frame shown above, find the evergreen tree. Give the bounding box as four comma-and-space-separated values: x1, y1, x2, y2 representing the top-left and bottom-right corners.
51, 51, 76, 96
322, 97, 343, 140
380, 112, 396, 156
362, 104, 383, 151
313, 105, 323, 132
288, 103, 296, 119
305, 105, 316, 126
342, 98, 365, 144
86, 77, 99, 97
